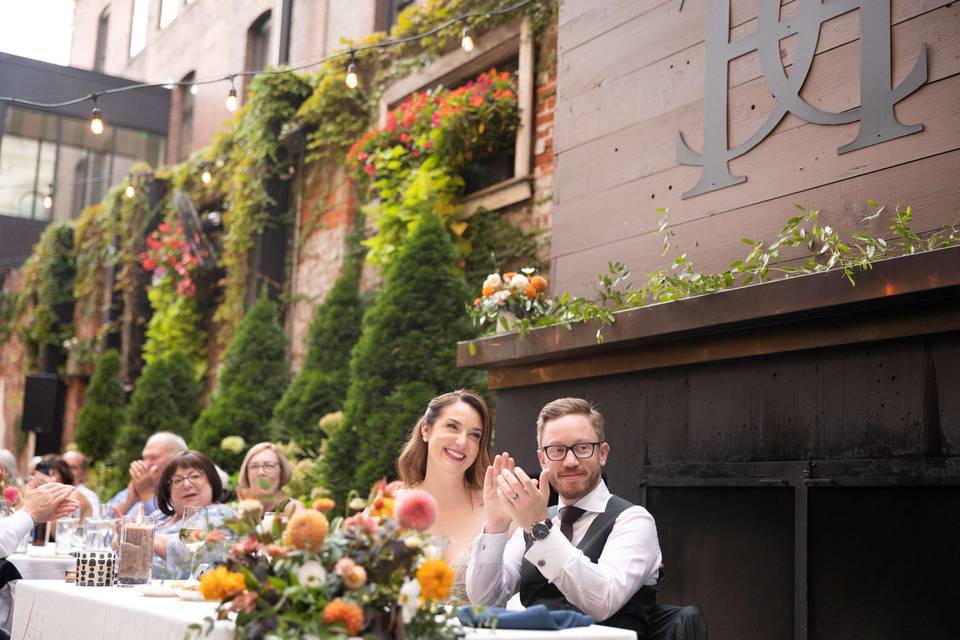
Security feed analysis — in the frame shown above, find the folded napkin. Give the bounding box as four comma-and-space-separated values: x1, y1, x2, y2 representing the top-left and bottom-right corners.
457, 604, 595, 630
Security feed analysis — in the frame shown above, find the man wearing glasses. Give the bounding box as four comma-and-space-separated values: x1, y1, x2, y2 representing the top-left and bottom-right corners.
466, 397, 663, 635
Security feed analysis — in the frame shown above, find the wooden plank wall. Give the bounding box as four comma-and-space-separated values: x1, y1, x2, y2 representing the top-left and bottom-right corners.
553, 0, 960, 297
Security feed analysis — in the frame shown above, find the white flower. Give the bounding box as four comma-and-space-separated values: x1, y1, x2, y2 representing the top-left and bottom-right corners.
423, 544, 442, 560
492, 290, 511, 305
403, 535, 422, 549
508, 273, 529, 290
521, 267, 535, 275
398, 578, 422, 624
483, 273, 502, 290
296, 560, 326, 589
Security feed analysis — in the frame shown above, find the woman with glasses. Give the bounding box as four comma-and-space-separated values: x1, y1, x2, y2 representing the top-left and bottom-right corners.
236, 443, 304, 519
152, 451, 231, 578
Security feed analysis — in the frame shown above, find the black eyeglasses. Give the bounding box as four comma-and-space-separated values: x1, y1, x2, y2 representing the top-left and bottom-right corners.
541, 442, 601, 461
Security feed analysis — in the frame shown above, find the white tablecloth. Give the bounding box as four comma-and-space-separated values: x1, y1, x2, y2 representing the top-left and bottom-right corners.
11, 580, 233, 640
10, 579, 635, 640
7, 544, 75, 580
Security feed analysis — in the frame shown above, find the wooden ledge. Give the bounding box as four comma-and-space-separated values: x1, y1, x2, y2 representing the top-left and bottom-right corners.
457, 246, 960, 385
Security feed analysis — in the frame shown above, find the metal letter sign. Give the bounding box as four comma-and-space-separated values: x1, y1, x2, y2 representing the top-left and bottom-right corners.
677, 0, 928, 199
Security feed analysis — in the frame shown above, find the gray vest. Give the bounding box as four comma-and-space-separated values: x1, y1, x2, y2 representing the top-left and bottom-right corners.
519, 494, 658, 634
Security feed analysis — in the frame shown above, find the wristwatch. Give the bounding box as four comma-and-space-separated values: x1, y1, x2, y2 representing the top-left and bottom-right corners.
530, 517, 553, 541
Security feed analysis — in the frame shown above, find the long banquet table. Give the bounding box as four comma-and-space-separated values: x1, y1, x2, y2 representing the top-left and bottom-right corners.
11, 579, 637, 640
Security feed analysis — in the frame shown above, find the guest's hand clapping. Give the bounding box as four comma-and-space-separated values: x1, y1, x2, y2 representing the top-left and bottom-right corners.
496, 466, 550, 533
482, 453, 517, 534
22, 483, 79, 523
129, 460, 154, 498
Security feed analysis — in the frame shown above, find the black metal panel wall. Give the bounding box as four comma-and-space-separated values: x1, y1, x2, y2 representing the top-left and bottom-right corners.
490, 331, 960, 640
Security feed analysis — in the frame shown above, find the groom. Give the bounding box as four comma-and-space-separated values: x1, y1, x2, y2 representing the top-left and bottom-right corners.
465, 397, 664, 635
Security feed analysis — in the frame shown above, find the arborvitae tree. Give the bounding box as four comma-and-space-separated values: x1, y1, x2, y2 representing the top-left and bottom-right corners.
271, 242, 364, 449
322, 211, 480, 503
74, 349, 125, 461
113, 351, 201, 470
191, 295, 289, 470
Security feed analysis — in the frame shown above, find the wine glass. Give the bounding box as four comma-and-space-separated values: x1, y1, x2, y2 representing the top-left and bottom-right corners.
178, 505, 211, 578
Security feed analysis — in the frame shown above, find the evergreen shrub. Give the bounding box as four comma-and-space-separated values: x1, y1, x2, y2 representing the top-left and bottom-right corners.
74, 349, 125, 461
191, 296, 289, 470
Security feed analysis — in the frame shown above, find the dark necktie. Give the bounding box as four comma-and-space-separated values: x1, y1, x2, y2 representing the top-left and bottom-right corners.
559, 506, 586, 541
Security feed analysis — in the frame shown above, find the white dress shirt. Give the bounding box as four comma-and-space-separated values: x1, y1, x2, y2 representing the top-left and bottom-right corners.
466, 480, 662, 622
0, 510, 34, 557
76, 484, 101, 518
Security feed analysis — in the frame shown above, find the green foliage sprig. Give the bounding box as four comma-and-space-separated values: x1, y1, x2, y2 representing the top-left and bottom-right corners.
471, 203, 960, 342
15, 222, 76, 361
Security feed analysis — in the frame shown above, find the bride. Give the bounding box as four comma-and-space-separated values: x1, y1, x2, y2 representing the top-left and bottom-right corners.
396, 389, 493, 602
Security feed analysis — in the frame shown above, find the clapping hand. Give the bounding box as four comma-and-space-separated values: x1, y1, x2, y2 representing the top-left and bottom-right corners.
495, 466, 550, 533
22, 483, 79, 523
129, 460, 154, 498
482, 453, 517, 534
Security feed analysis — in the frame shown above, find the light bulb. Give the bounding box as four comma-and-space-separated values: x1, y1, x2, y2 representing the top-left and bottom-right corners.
201, 170, 212, 184
125, 185, 135, 199
225, 87, 239, 112
43, 194, 53, 209
461, 28, 474, 52
189, 84, 199, 96
90, 107, 104, 135
345, 61, 359, 89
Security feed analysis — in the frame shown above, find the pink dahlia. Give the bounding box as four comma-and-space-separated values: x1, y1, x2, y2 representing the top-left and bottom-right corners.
3, 486, 18, 506
394, 489, 437, 532
343, 514, 379, 536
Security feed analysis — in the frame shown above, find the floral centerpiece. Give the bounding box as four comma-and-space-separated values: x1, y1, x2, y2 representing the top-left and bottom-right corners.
194, 481, 462, 639
469, 267, 550, 334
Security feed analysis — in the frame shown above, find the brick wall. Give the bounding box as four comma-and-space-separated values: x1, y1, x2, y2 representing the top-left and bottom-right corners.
0, 271, 26, 454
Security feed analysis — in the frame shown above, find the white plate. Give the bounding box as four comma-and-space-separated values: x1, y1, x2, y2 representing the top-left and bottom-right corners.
136, 584, 177, 597
174, 588, 211, 602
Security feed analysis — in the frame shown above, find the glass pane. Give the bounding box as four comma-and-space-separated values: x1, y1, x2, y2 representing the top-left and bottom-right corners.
0, 135, 40, 219
130, 0, 149, 57
115, 127, 165, 167
3, 106, 58, 144
36, 140, 56, 221
159, 0, 179, 29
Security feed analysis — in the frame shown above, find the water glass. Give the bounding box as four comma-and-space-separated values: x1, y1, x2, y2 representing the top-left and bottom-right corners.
55, 517, 81, 556
84, 517, 115, 551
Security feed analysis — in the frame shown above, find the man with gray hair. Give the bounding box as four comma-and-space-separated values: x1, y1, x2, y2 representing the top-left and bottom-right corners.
107, 432, 187, 516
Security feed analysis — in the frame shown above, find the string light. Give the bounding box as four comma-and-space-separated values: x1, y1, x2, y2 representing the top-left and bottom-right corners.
90, 96, 104, 135
225, 76, 239, 112
461, 27, 475, 52
125, 184, 136, 199
43, 184, 54, 210
201, 170, 212, 184
345, 52, 359, 89
0, 1, 533, 113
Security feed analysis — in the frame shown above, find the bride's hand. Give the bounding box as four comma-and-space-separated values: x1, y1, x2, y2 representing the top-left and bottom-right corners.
482, 452, 516, 534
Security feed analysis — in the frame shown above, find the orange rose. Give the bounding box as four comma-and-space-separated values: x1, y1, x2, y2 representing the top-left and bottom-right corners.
503, 272, 517, 282
530, 275, 548, 292
482, 285, 495, 298
473, 298, 482, 307
524, 285, 537, 300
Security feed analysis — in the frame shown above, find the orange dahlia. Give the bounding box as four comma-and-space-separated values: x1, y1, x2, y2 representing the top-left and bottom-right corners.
416, 559, 455, 601
524, 284, 537, 300
530, 275, 548, 292
199, 566, 246, 601
482, 284, 495, 298
283, 509, 329, 551
323, 598, 364, 636
312, 497, 336, 513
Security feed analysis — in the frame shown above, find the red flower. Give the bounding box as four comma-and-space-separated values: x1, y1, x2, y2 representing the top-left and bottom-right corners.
142, 257, 156, 271
3, 487, 19, 506
399, 132, 410, 143
394, 488, 438, 532
357, 152, 368, 161
363, 164, 375, 177
411, 149, 421, 158
470, 94, 484, 108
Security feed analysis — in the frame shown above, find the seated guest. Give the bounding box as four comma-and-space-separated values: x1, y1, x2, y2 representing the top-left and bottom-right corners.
62, 450, 101, 517
236, 443, 303, 518
0, 483, 78, 556
396, 389, 494, 602
152, 451, 231, 579
34, 455, 93, 521
107, 432, 188, 517
466, 398, 663, 636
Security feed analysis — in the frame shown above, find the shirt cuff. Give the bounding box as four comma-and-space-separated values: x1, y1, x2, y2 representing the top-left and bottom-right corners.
472, 531, 510, 562
523, 527, 573, 581
10, 509, 34, 539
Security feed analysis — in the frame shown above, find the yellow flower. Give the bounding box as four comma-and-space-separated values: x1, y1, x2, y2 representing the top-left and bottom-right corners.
283, 509, 329, 551
416, 559, 454, 602
199, 566, 246, 601
369, 496, 394, 520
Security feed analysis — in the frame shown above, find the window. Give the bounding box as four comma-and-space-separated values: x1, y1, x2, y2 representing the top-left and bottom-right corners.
159, 0, 179, 29
244, 11, 272, 97
379, 0, 416, 30
129, 0, 149, 57
379, 17, 535, 214
0, 109, 58, 220
94, 7, 110, 72
177, 72, 195, 162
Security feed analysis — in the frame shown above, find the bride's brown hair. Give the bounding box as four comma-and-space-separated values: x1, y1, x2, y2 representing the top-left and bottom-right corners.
396, 389, 493, 489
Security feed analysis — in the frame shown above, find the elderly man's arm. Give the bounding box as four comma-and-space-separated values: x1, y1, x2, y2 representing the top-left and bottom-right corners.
0, 484, 78, 557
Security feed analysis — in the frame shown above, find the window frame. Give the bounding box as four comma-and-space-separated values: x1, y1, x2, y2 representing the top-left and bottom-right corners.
378, 17, 535, 215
